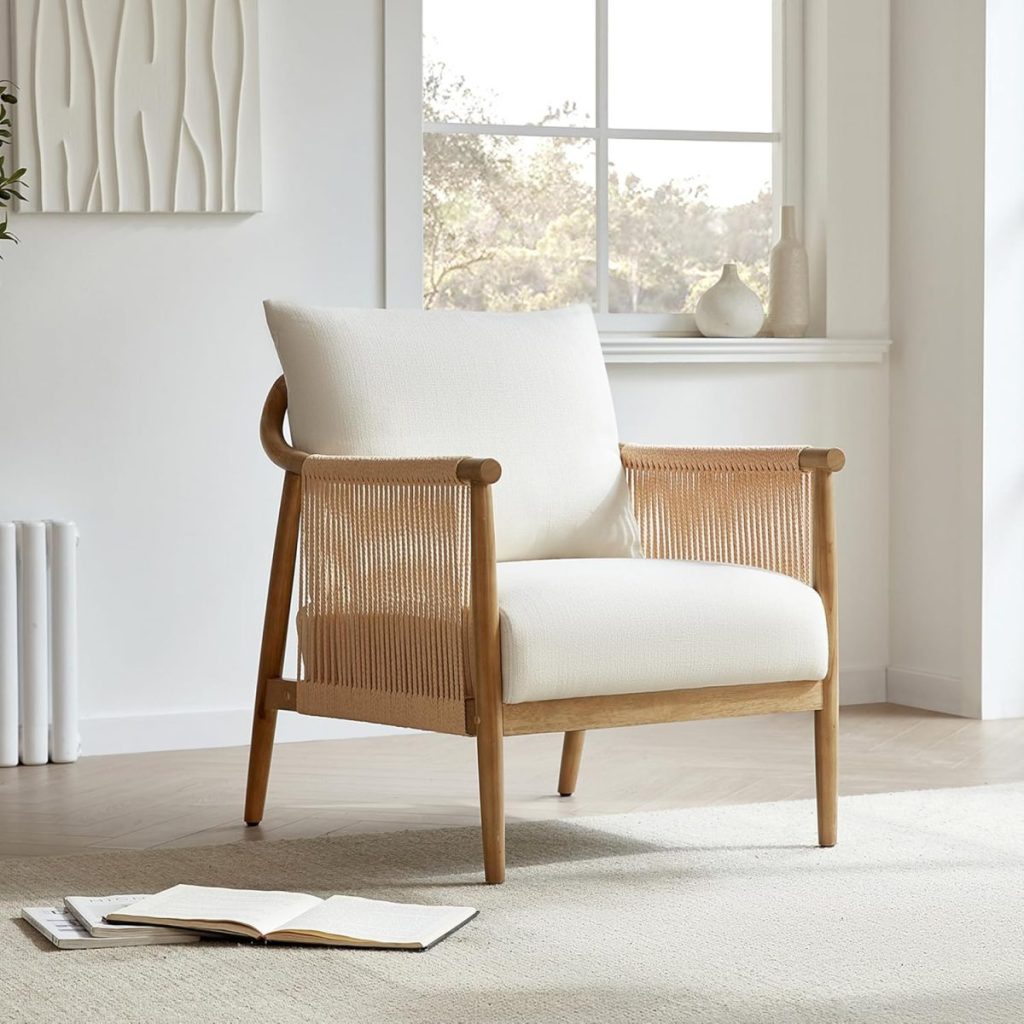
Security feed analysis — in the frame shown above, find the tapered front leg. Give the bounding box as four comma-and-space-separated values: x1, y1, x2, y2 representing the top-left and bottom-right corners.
558, 730, 585, 796
814, 690, 838, 846
244, 472, 301, 826
476, 720, 505, 883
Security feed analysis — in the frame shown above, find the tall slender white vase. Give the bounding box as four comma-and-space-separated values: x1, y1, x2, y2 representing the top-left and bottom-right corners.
768, 205, 810, 338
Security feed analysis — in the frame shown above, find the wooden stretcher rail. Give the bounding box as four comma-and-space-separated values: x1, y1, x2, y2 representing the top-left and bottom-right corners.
496, 680, 824, 736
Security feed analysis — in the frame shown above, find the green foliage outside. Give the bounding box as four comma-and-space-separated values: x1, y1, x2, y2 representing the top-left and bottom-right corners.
0, 81, 28, 257
423, 63, 771, 313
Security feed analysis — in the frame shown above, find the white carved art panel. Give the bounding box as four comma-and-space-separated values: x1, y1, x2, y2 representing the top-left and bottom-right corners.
11, 0, 262, 212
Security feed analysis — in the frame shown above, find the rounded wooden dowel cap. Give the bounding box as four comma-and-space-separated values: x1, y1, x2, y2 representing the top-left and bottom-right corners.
799, 447, 846, 472
458, 458, 503, 485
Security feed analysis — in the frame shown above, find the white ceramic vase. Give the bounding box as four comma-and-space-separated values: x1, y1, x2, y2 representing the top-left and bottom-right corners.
768, 206, 810, 337
695, 264, 764, 338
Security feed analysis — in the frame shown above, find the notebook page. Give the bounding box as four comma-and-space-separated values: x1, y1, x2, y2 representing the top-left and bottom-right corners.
112, 885, 322, 936
275, 895, 477, 946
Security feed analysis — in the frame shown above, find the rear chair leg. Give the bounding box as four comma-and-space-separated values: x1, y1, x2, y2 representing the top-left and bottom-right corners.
244, 472, 302, 826
558, 730, 585, 796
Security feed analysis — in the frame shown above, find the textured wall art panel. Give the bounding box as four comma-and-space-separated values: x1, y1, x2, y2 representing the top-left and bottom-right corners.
11, 0, 262, 212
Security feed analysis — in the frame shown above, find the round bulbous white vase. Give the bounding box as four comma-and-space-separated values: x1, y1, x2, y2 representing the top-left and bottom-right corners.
695, 264, 765, 339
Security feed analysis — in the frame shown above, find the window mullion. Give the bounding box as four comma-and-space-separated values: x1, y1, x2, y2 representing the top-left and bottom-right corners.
596, 0, 610, 316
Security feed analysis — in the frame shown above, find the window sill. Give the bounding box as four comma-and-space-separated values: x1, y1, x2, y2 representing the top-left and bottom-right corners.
600, 336, 892, 365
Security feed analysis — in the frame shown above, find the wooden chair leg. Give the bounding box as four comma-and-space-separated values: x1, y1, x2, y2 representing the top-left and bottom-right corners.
814, 677, 838, 846
476, 724, 505, 884
469, 477, 505, 883
244, 472, 301, 826
812, 466, 838, 848
558, 730, 585, 796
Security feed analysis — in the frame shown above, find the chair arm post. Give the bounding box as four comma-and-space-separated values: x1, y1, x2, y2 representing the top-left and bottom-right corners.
469, 478, 505, 882
469, 481, 502, 719
812, 468, 838, 659
812, 465, 839, 846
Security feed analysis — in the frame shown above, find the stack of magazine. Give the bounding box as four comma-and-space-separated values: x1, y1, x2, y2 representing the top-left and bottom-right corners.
22, 884, 478, 952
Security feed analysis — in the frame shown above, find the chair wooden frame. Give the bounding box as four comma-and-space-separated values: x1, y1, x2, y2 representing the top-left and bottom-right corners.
245, 376, 844, 884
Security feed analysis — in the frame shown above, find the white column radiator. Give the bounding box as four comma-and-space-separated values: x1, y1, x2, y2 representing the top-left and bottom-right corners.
0, 521, 80, 766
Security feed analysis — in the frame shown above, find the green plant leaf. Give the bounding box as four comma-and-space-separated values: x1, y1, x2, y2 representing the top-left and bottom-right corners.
0, 80, 24, 256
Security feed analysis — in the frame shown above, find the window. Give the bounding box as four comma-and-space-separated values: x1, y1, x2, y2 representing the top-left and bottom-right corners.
385, 0, 802, 335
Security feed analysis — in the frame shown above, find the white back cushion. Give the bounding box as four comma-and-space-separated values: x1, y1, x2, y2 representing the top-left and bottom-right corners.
263, 302, 641, 563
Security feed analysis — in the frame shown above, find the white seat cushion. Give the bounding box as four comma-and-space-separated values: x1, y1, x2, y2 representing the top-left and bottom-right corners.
497, 559, 828, 703
263, 302, 641, 563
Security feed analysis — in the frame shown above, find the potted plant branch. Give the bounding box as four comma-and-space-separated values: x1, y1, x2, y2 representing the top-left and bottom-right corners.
0, 81, 28, 255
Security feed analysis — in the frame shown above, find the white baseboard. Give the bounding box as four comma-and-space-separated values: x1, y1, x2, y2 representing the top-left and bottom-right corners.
885, 666, 964, 716
838, 666, 887, 705
77, 664, 888, 757
79, 708, 408, 757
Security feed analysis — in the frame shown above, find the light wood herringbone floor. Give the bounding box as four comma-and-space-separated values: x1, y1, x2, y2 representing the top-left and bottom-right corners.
1, 703, 1021, 858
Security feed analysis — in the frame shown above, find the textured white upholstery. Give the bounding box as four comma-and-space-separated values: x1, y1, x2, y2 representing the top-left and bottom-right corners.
497, 559, 828, 703
263, 302, 641, 563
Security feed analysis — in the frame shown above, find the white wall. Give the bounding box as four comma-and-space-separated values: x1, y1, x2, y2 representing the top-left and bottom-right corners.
803, 0, 890, 339
889, 0, 986, 717
980, 0, 1024, 719
890, 0, 1024, 719
0, 0, 892, 755
0, 0, 392, 752
823, 0, 891, 339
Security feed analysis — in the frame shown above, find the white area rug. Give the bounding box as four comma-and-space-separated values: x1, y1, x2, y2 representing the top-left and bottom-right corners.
2, 784, 1023, 1023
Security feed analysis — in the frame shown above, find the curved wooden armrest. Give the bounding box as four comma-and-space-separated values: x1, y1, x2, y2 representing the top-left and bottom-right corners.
619, 443, 844, 474
260, 376, 501, 483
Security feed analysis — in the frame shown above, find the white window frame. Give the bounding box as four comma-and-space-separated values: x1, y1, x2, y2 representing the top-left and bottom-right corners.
385, 0, 803, 337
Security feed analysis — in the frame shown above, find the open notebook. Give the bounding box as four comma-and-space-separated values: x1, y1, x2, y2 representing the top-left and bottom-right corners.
107, 884, 477, 951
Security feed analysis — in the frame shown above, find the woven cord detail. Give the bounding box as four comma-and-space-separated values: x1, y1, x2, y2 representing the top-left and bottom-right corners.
621, 446, 813, 584
297, 456, 472, 733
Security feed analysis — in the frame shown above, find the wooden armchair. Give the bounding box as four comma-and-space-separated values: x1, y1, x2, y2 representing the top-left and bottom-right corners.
245, 304, 843, 884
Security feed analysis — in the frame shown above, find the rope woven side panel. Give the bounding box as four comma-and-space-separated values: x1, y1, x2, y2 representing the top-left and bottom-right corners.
621, 446, 813, 585
297, 456, 472, 734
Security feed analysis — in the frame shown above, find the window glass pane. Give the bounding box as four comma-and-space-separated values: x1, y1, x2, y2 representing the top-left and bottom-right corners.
423, 0, 594, 127
424, 135, 595, 310
609, 0, 773, 131
608, 141, 772, 314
